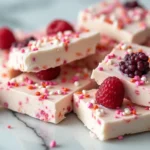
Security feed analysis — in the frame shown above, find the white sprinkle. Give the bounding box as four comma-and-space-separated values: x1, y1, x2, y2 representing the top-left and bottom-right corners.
31, 45, 36, 50
41, 88, 46, 93
110, 14, 116, 21
95, 109, 104, 117
49, 91, 54, 95
34, 83, 38, 87
107, 59, 113, 65
99, 14, 106, 22
122, 112, 126, 116
90, 99, 95, 103
57, 32, 63, 37
53, 39, 59, 45
128, 10, 134, 18
113, 21, 118, 28
10, 78, 16, 83
124, 108, 131, 115
38, 85, 43, 89
64, 30, 72, 35
36, 40, 41, 47
141, 76, 147, 82
46, 85, 51, 89
127, 48, 133, 54
121, 44, 128, 50
74, 81, 80, 87
133, 15, 140, 21
42, 37, 47, 44
82, 90, 87, 95
18, 77, 24, 82
57, 90, 62, 95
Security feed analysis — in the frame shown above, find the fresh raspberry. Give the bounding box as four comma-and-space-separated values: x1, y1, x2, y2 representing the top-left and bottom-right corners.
36, 67, 61, 80
46, 19, 74, 35
0, 27, 16, 49
96, 77, 125, 109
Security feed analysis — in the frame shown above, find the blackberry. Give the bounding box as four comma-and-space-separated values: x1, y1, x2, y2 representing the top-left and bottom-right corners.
124, 0, 143, 9
12, 36, 36, 48
119, 52, 150, 78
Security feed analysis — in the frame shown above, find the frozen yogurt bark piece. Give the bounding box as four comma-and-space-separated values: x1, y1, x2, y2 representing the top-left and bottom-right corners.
78, 0, 150, 44
8, 31, 100, 72
84, 35, 117, 69
91, 43, 150, 106
0, 62, 96, 124
73, 89, 150, 141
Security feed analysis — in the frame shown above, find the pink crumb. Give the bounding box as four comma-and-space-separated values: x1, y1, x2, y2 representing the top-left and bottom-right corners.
98, 67, 103, 71
7, 125, 12, 129
50, 140, 57, 148
118, 136, 124, 140
87, 102, 93, 109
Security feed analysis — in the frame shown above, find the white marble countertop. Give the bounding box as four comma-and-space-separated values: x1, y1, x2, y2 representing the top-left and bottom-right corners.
0, 0, 150, 150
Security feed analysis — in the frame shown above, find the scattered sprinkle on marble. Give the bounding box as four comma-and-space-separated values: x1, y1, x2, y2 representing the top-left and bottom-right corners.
118, 135, 124, 140
50, 140, 57, 148
7, 125, 12, 129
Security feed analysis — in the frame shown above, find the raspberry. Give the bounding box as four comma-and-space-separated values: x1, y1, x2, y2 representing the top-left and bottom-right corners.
46, 19, 74, 35
36, 67, 61, 80
119, 52, 150, 78
12, 36, 36, 48
95, 77, 125, 109
124, 0, 143, 9
0, 27, 16, 49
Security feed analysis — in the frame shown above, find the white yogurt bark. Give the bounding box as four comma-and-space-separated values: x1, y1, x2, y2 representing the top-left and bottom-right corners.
92, 43, 150, 107
0, 59, 96, 124
73, 89, 150, 141
78, 0, 150, 44
8, 31, 100, 72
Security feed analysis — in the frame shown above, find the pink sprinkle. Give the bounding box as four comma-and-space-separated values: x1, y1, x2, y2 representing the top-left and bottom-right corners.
75, 102, 79, 108
97, 120, 101, 125
134, 76, 140, 81
139, 81, 144, 85
7, 125, 12, 129
32, 57, 36, 62
33, 48, 38, 51
118, 136, 124, 140
50, 140, 56, 148
145, 106, 149, 110
19, 101, 22, 106
87, 102, 93, 109
98, 67, 103, 71
3, 102, 8, 108
21, 49, 25, 53
117, 56, 122, 60
135, 90, 140, 95
135, 81, 140, 86
63, 60, 67, 64
28, 80, 34, 84
79, 95, 84, 99
116, 110, 121, 115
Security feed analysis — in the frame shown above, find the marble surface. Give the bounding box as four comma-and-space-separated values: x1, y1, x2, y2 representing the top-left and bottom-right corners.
0, 0, 150, 150
0, 108, 150, 150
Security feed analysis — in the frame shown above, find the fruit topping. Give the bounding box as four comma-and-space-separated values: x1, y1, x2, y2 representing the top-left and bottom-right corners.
0, 27, 16, 50
46, 19, 74, 35
119, 52, 150, 78
124, 0, 143, 9
36, 67, 61, 80
12, 36, 36, 48
96, 77, 125, 109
